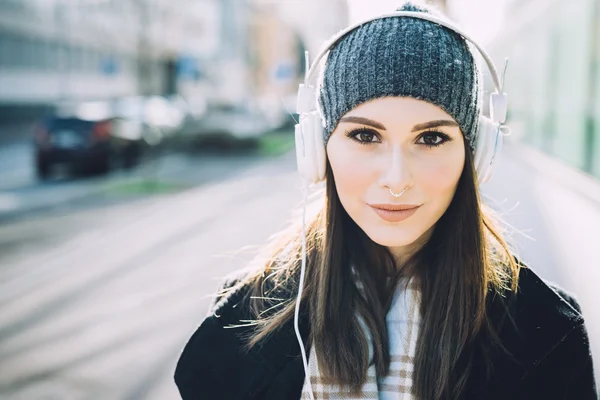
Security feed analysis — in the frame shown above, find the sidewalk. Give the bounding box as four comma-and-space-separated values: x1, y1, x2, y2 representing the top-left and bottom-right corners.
484, 138, 600, 384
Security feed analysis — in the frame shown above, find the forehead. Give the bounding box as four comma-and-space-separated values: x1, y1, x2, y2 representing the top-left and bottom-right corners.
343, 97, 456, 127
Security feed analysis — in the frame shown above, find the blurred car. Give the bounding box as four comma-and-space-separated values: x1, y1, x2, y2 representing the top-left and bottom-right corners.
169, 93, 208, 138
183, 103, 274, 149
33, 101, 146, 179
112, 95, 185, 143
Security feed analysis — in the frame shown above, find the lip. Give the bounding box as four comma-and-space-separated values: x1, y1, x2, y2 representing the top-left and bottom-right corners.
368, 204, 421, 222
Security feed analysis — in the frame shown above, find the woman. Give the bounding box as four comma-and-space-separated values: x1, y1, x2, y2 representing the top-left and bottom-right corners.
174, 2, 597, 399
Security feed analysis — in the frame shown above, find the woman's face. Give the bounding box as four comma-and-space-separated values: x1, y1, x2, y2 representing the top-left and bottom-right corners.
326, 97, 466, 261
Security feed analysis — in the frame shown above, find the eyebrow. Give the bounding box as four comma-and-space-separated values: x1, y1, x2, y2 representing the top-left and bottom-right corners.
338, 116, 459, 132
339, 116, 386, 130
411, 120, 459, 132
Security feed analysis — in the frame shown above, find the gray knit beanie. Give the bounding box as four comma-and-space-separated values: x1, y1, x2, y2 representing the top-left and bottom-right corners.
318, 1, 482, 150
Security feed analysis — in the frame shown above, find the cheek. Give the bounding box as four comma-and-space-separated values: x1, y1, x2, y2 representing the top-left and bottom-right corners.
416, 151, 465, 202
327, 139, 373, 203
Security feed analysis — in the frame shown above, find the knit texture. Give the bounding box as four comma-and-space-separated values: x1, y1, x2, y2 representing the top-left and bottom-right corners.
317, 1, 482, 150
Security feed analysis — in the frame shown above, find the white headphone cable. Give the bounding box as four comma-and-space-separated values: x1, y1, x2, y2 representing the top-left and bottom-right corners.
294, 178, 315, 400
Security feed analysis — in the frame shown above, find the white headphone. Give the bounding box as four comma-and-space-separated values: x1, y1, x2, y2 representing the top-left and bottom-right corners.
292, 12, 510, 399
294, 11, 510, 187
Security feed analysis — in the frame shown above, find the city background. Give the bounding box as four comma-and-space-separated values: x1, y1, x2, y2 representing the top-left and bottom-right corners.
0, 0, 599, 398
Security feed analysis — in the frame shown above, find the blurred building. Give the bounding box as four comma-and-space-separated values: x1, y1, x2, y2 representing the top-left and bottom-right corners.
0, 0, 349, 129
430, 0, 447, 11
207, 0, 251, 107
0, 0, 221, 120
246, 7, 302, 126
489, 0, 600, 178
246, 0, 348, 125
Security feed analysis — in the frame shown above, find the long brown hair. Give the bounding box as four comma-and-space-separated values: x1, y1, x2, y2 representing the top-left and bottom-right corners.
229, 138, 521, 399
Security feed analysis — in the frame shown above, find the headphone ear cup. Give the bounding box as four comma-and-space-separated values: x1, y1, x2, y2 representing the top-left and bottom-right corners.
295, 123, 308, 181
473, 118, 487, 180
474, 116, 501, 185
295, 113, 323, 184
312, 115, 326, 182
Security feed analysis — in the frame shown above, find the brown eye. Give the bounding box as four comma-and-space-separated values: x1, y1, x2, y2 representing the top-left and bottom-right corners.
358, 131, 375, 142
345, 128, 379, 145
417, 131, 451, 148
422, 133, 442, 145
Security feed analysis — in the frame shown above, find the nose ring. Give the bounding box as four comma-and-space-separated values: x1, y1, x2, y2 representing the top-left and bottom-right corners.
389, 186, 409, 198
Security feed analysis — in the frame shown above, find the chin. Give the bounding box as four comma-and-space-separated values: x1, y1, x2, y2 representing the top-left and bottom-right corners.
360, 224, 423, 248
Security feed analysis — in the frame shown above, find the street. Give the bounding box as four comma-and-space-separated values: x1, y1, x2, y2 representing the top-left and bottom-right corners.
0, 142, 598, 399
0, 148, 301, 399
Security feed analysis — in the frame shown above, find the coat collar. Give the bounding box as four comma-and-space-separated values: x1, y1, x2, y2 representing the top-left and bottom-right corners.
208, 266, 584, 398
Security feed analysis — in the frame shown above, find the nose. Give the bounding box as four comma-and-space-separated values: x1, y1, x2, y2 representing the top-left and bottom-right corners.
378, 146, 412, 193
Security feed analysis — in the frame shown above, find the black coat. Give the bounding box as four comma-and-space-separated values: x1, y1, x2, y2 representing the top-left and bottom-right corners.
174, 267, 598, 399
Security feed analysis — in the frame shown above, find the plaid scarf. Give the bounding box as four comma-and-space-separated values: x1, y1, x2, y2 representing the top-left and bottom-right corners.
300, 278, 421, 399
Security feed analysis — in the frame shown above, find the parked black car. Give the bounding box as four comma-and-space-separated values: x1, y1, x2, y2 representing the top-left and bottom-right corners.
33, 103, 145, 179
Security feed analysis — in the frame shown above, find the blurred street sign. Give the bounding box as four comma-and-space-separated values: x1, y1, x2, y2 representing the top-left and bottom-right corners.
100, 56, 118, 76
273, 61, 296, 82
177, 56, 200, 80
